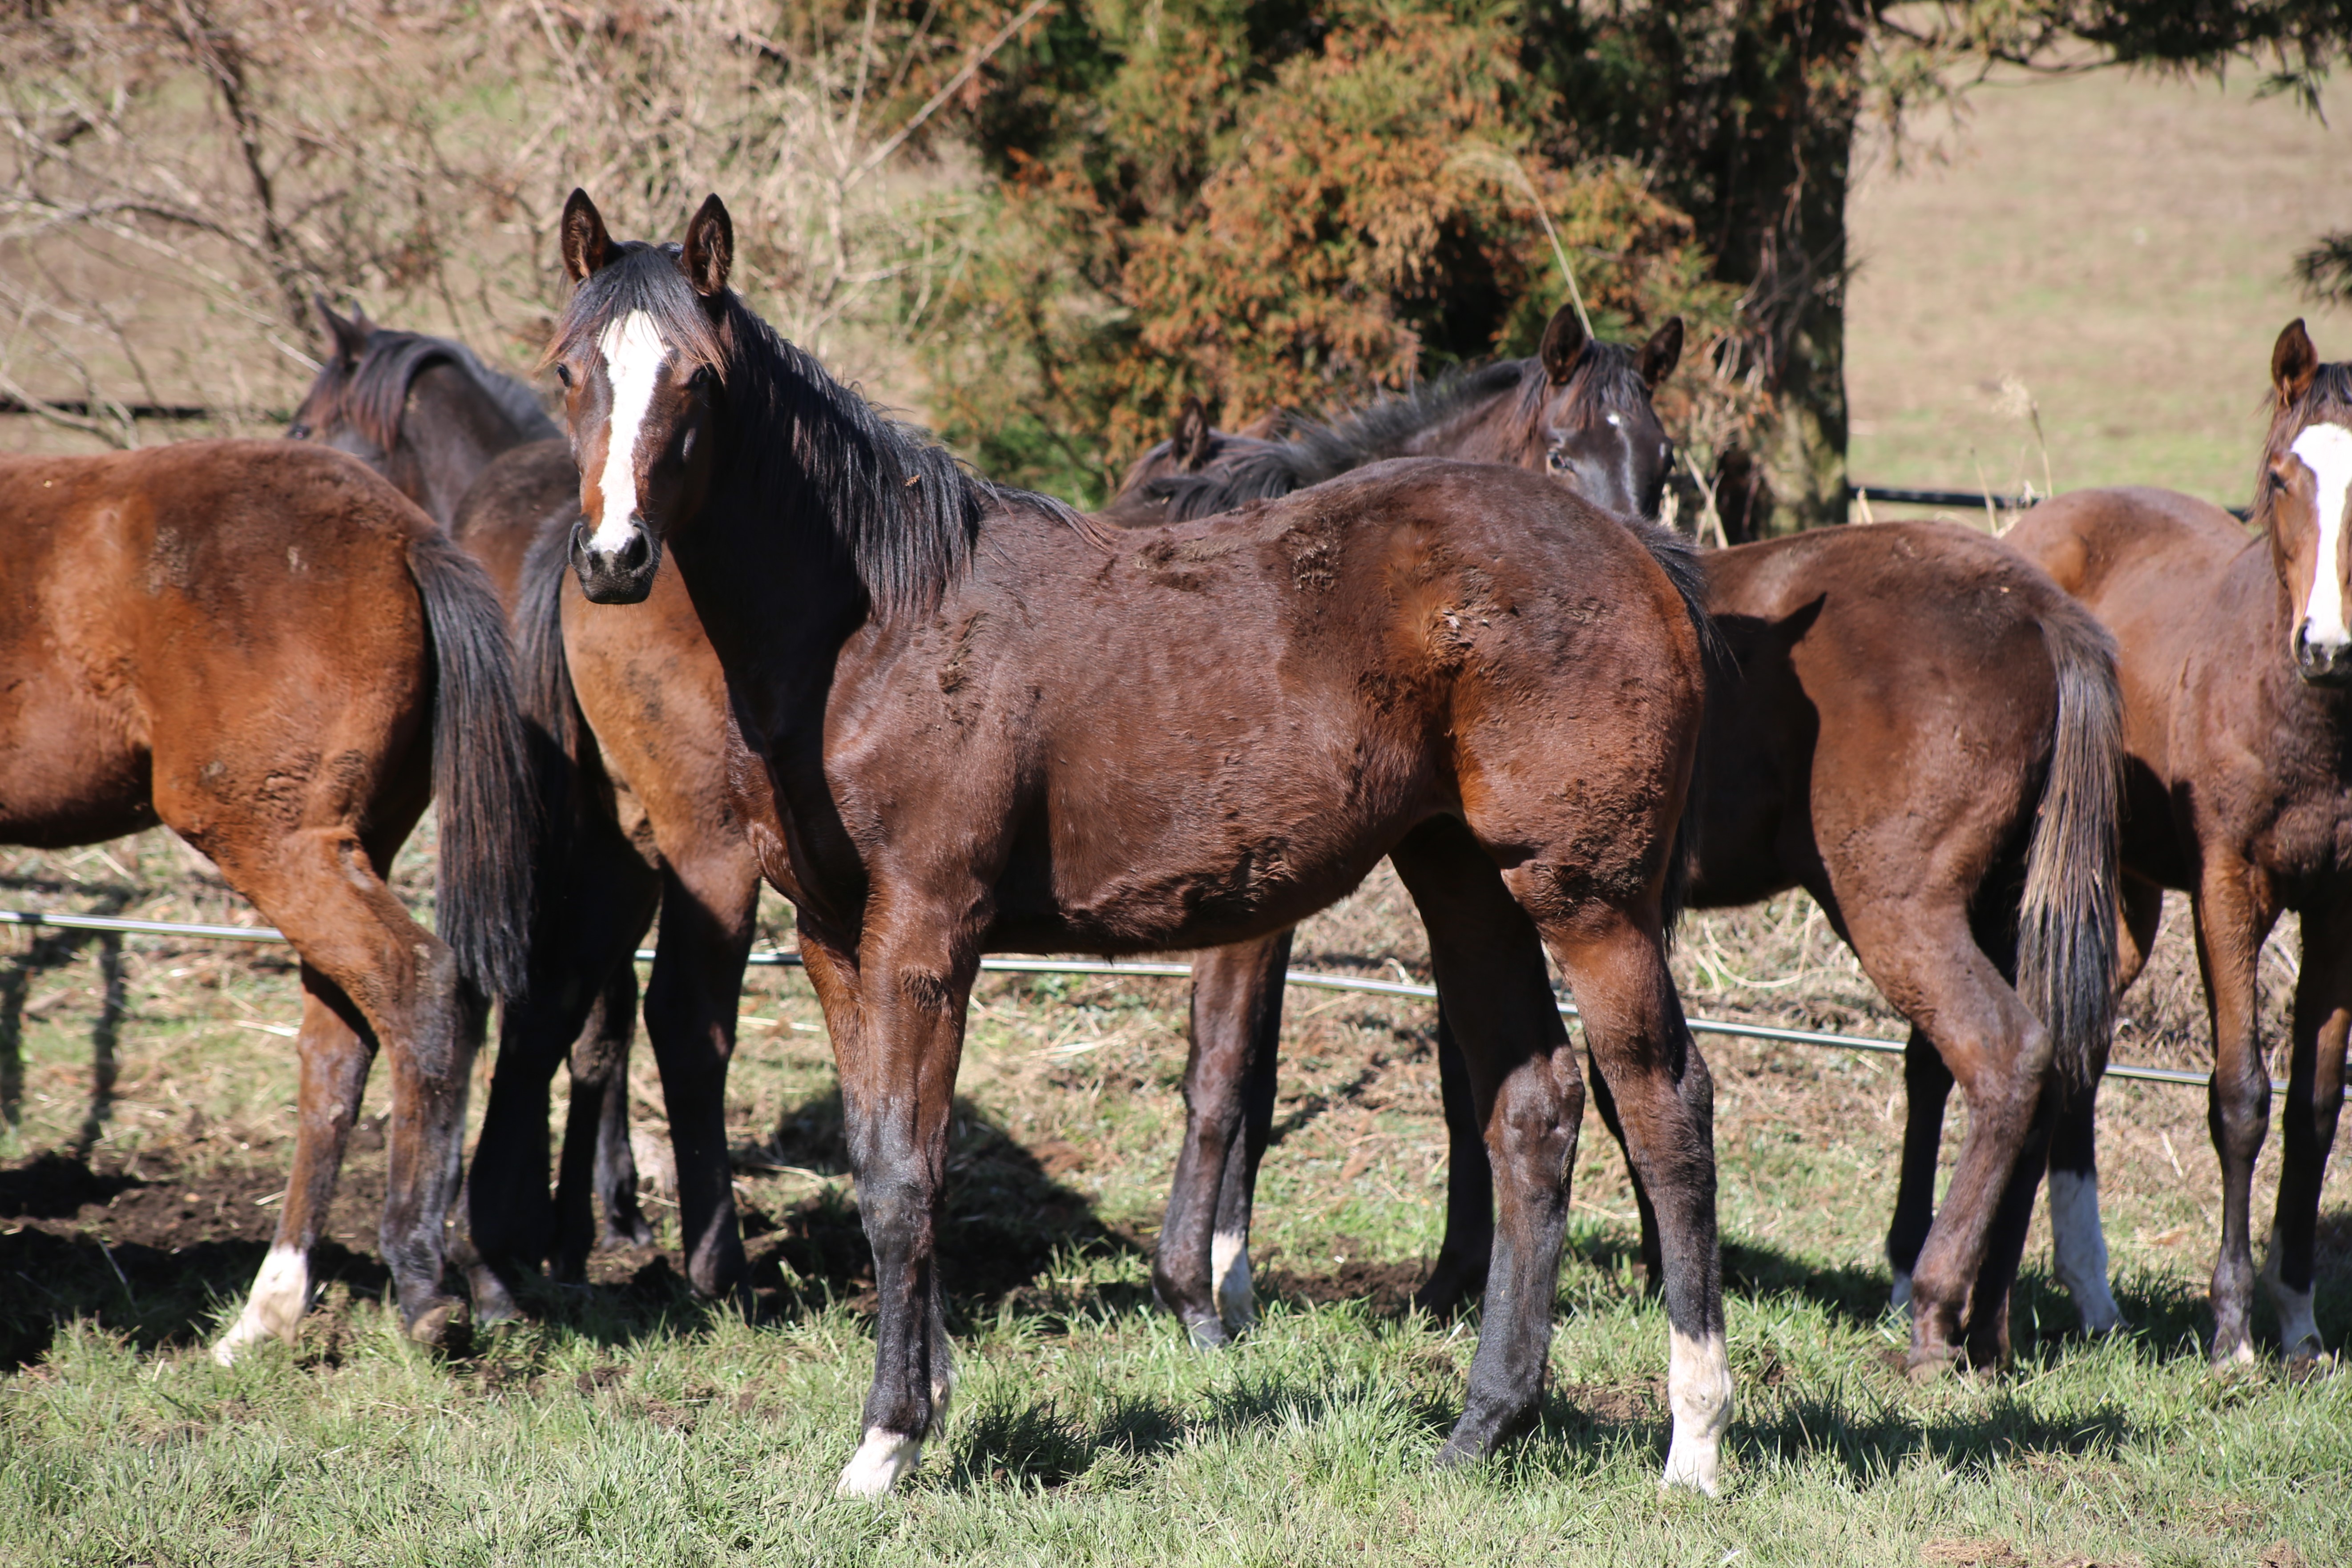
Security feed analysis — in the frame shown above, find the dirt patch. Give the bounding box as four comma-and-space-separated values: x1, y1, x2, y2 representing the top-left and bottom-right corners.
1263, 1235, 1429, 1316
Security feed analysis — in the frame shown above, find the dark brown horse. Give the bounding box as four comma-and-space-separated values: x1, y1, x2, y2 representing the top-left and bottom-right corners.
550, 189, 1725, 1495
1951, 320, 2352, 1367
0, 440, 534, 1357
288, 307, 765, 1308
1144, 387, 2126, 1375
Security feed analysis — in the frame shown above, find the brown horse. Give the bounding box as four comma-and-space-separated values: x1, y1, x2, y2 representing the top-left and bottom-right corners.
1945, 320, 2352, 1368
1143, 394, 2126, 1374
0, 440, 534, 1356
551, 189, 1725, 1495
287, 310, 698, 1288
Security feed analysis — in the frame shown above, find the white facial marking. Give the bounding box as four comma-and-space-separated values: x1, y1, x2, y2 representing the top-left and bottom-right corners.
1888, 1268, 1913, 1314
836, 1427, 924, 1498
591, 309, 670, 554
1660, 1325, 1733, 1496
213, 1243, 311, 1364
2261, 1225, 2328, 1360
1604, 411, 1623, 428
2289, 422, 2352, 658
1212, 1229, 1257, 1330
2048, 1169, 2123, 1333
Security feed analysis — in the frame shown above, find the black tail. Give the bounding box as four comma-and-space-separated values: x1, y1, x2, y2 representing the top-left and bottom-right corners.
1626, 514, 1718, 943
2017, 599, 2125, 1099
512, 520, 599, 963
407, 529, 536, 998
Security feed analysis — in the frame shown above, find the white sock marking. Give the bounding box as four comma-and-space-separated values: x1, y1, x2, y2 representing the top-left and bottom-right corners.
1212, 1229, 1257, 1330
1889, 1268, 1913, 1314
2261, 1224, 2327, 1360
836, 1426, 924, 1497
2048, 1169, 2124, 1333
590, 309, 668, 554
1661, 1325, 1733, 1496
212, 1244, 311, 1364
2290, 422, 2352, 659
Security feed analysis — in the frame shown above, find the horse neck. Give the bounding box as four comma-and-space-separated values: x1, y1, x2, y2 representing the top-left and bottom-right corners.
1392, 379, 1540, 467
395, 362, 536, 526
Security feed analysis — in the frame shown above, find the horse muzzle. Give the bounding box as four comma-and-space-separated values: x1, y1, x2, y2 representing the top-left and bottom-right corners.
570, 516, 661, 605
2294, 625, 2352, 687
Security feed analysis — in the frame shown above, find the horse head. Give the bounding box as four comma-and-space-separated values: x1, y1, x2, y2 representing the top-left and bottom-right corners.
2260, 319, 2352, 686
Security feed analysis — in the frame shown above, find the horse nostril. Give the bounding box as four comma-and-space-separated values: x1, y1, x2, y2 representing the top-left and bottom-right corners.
614, 526, 650, 571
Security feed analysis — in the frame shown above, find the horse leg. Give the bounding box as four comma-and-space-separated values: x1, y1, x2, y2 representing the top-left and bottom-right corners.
1525, 901, 1727, 1493
213, 983, 374, 1360
2190, 859, 2279, 1366
643, 845, 760, 1300
2043, 875, 2154, 1337
811, 921, 972, 1498
1846, 901, 2051, 1376
2260, 898, 2352, 1366
558, 961, 651, 1270
1886, 1028, 1952, 1313
1155, 930, 1289, 1345
1413, 1006, 1494, 1315
1386, 821, 1584, 1466
589, 963, 658, 1250
204, 822, 478, 1350
468, 826, 657, 1308
1585, 1050, 1666, 1293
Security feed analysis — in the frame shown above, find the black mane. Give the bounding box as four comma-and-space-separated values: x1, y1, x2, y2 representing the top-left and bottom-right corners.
551, 242, 1091, 617
316, 327, 556, 452
2259, 360, 2352, 536
1150, 343, 1657, 523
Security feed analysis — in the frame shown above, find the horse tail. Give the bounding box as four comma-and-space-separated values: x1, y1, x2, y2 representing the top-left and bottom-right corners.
1626, 514, 1718, 943
508, 519, 599, 981
407, 528, 537, 999
2017, 597, 2125, 1101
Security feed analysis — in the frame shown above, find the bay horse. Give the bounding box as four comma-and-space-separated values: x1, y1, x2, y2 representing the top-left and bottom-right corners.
1140, 376, 2126, 1375
287, 308, 697, 1287
1941, 319, 2352, 1367
0, 440, 534, 1357
550, 189, 1726, 1495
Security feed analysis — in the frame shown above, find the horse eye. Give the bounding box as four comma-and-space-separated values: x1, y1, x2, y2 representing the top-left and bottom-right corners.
554, 363, 573, 388
689, 365, 715, 391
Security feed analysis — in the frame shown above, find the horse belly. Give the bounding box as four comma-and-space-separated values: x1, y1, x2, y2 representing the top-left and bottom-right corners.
0, 686, 157, 847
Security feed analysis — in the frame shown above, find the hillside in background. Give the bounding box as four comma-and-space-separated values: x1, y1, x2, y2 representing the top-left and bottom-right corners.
1848, 67, 2348, 510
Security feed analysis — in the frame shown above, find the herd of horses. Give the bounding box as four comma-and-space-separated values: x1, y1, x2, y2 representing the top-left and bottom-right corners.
4, 185, 2350, 1497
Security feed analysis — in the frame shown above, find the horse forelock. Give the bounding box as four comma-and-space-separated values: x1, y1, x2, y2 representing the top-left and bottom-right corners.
547, 242, 726, 379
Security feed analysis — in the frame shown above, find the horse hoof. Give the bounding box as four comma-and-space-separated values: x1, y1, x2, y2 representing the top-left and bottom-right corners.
406, 1297, 472, 1352
2286, 1348, 2334, 1383
1185, 1314, 1232, 1351
1903, 1344, 1960, 1383
835, 1428, 922, 1497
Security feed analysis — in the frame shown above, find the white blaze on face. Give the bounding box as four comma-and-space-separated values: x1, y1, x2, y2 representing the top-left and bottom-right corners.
212, 1243, 311, 1364
2290, 422, 2352, 659
590, 309, 671, 555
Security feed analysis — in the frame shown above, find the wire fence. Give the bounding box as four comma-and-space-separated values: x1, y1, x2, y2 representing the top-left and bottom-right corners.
0, 905, 2242, 1093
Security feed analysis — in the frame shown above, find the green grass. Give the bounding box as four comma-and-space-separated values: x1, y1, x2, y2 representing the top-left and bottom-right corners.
4, 836, 2351, 1564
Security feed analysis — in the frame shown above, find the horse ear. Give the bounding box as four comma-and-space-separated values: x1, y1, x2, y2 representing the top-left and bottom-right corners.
316, 294, 367, 364
1540, 304, 1588, 384
561, 189, 614, 284
2274, 318, 2320, 407
1638, 317, 1684, 389
682, 193, 734, 298
1174, 395, 1216, 469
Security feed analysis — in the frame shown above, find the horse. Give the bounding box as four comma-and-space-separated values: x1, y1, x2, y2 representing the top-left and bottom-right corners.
1946, 319, 2352, 1368
1136, 372, 2126, 1375
550, 188, 1726, 1495
289, 299, 559, 528
0, 440, 534, 1358
287, 306, 692, 1287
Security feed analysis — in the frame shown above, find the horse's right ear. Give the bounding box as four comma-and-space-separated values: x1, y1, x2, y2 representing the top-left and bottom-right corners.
561, 189, 614, 284
682, 193, 734, 298
316, 295, 367, 364
2275, 318, 2320, 408
1174, 395, 1216, 470
1540, 303, 1588, 384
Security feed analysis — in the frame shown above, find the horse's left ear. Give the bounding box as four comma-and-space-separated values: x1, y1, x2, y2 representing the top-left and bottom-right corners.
2275, 318, 2320, 408
682, 194, 734, 299
1540, 303, 1588, 384
561, 189, 614, 283
1174, 395, 1216, 470
1638, 317, 1685, 389
316, 294, 368, 364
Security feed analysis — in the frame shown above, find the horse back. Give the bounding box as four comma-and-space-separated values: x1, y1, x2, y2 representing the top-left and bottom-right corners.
0, 442, 436, 848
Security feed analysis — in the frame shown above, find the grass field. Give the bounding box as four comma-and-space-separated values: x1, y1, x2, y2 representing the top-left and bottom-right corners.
3, 820, 2348, 1566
